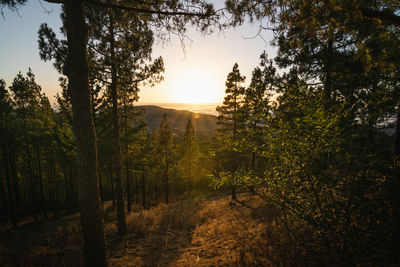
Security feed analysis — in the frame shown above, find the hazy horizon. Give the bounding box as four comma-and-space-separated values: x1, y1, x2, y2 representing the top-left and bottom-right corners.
137, 102, 220, 116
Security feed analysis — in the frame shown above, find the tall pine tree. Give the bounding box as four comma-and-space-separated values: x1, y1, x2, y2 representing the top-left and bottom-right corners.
216, 63, 246, 199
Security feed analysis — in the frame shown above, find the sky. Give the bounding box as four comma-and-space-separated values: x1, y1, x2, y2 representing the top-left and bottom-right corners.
0, 1, 276, 105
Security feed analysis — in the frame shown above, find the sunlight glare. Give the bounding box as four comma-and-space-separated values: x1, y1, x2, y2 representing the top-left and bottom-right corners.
169, 68, 222, 104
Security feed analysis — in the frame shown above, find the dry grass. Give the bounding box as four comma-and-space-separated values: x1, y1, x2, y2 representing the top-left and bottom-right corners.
110, 194, 275, 266
174, 195, 273, 267
1, 194, 278, 266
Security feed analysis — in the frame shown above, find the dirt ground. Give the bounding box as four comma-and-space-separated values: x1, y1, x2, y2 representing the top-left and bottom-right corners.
0, 193, 275, 266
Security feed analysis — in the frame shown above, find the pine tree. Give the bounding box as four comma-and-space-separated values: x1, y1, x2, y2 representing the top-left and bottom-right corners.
158, 113, 172, 203
3, 0, 217, 265
86, 6, 164, 235
241, 52, 278, 186
216, 63, 246, 199
0, 79, 19, 226
182, 117, 197, 192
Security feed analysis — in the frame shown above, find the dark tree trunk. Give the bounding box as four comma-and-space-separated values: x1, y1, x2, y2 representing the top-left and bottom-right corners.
10, 147, 20, 213
35, 144, 47, 220
142, 167, 146, 208
134, 172, 138, 204
154, 175, 159, 203
0, 171, 7, 221
395, 101, 400, 163
123, 99, 131, 212
393, 101, 400, 256
110, 169, 115, 206
2, 146, 17, 227
165, 148, 169, 204
323, 39, 334, 107
231, 94, 237, 200
249, 151, 256, 194
64, 1, 107, 266
21, 98, 37, 220
27, 146, 37, 220
63, 164, 72, 211
0, 166, 7, 219
109, 17, 127, 236
99, 172, 104, 214
52, 164, 60, 215
231, 186, 236, 200
68, 164, 78, 211
126, 163, 131, 212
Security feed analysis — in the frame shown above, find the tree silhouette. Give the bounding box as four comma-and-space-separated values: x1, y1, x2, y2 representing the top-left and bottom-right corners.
216, 63, 246, 200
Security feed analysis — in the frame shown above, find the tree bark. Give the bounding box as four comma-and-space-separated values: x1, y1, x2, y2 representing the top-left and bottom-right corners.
165, 144, 169, 204
142, 167, 146, 208
64, 1, 107, 266
126, 163, 131, 212
395, 101, 400, 163
134, 172, 138, 204
109, 15, 127, 236
123, 99, 131, 212
10, 147, 20, 214
231, 92, 237, 200
2, 145, 17, 227
393, 100, 400, 255
110, 169, 115, 206
35, 144, 47, 220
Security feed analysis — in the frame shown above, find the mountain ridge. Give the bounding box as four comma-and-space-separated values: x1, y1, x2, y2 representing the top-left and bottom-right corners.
140, 105, 218, 138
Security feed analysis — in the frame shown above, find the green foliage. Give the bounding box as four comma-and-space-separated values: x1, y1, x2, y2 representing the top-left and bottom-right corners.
215, 2, 400, 264
213, 63, 247, 197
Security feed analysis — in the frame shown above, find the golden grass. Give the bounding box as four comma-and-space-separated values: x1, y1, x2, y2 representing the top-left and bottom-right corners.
174, 196, 273, 266
110, 194, 275, 266
1, 194, 278, 266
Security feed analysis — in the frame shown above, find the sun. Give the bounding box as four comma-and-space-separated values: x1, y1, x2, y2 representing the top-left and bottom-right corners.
169, 68, 222, 104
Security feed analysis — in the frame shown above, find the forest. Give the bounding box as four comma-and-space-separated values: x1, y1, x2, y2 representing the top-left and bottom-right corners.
1, 0, 400, 266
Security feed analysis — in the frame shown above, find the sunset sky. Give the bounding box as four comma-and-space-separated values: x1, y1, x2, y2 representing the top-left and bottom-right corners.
0, 1, 275, 105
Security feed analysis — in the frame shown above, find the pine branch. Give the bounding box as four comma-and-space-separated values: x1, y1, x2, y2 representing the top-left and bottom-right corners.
360, 7, 400, 27
85, 0, 212, 17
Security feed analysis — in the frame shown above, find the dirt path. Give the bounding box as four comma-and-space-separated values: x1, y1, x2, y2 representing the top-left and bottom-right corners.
110, 194, 272, 266
0, 194, 273, 266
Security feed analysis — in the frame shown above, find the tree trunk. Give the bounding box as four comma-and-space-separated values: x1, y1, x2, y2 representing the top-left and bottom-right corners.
35, 144, 47, 220
250, 151, 256, 194
99, 172, 104, 214
393, 100, 400, 257
110, 169, 115, 206
323, 39, 334, 107
10, 147, 20, 214
64, 1, 107, 266
0, 169, 8, 221
27, 144, 37, 220
126, 163, 131, 212
123, 100, 131, 212
20, 97, 37, 220
231, 93, 237, 200
2, 145, 17, 227
395, 101, 400, 163
134, 172, 138, 204
68, 164, 78, 211
63, 165, 70, 210
142, 167, 146, 208
109, 17, 127, 236
165, 146, 169, 204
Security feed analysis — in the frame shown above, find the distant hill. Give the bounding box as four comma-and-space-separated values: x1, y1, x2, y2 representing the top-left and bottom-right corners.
140, 105, 218, 138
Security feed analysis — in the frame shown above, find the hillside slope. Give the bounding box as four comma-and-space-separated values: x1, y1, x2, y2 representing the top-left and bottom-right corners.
140, 105, 218, 138
0, 194, 273, 266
